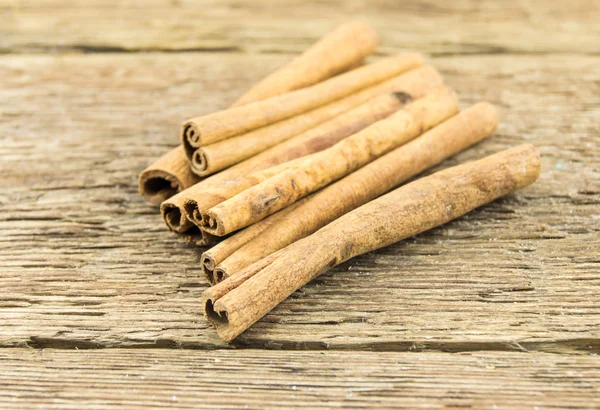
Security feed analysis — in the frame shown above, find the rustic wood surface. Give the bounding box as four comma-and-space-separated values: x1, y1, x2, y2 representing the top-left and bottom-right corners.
1, 0, 599, 408
2, 349, 599, 409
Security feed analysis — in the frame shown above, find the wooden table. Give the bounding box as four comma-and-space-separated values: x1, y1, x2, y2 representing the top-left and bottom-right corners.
1, 1, 599, 408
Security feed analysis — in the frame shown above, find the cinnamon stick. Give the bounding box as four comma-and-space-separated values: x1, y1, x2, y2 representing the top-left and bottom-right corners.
138, 21, 376, 205
202, 86, 459, 236
160, 154, 317, 234
175, 66, 442, 231
232, 20, 378, 107
138, 146, 200, 206
210, 102, 498, 281
181, 53, 423, 151
191, 66, 441, 177
203, 144, 541, 341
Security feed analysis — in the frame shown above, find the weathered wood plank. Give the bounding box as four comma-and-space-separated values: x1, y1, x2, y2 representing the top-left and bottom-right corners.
1, 349, 599, 409
1, 0, 598, 55
1, 52, 598, 350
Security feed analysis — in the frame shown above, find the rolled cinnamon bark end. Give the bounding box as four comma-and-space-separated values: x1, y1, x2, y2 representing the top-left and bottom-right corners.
202, 86, 459, 236
160, 201, 194, 233
211, 102, 498, 282
191, 150, 209, 176
138, 146, 200, 206
202, 249, 284, 326
203, 144, 541, 341
181, 123, 202, 159
181, 53, 424, 149
201, 253, 217, 284
232, 21, 379, 107
200, 198, 308, 284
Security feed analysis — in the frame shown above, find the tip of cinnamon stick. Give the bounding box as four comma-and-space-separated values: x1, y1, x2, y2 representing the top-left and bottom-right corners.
138, 170, 180, 206
183, 199, 203, 226
160, 202, 189, 233
181, 122, 201, 159
203, 292, 230, 328
192, 149, 210, 177
213, 267, 228, 284
201, 253, 216, 284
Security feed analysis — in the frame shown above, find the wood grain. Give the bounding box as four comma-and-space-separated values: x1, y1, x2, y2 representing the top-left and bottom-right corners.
1, 52, 598, 351
1, 0, 599, 405
1, 349, 599, 409
1, 0, 598, 55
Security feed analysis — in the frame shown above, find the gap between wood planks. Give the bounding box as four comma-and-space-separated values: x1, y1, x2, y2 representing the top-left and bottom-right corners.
16, 336, 600, 355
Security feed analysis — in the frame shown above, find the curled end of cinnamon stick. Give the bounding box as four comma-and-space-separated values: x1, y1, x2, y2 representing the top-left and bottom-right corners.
181, 122, 201, 159
183, 199, 204, 227
202, 288, 240, 342
201, 253, 217, 284
203, 293, 230, 328
202, 212, 226, 236
192, 149, 211, 177
138, 170, 180, 206
160, 202, 192, 233
212, 267, 228, 284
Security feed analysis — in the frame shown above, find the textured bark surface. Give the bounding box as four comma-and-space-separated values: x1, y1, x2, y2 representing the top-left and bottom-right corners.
1, 0, 599, 407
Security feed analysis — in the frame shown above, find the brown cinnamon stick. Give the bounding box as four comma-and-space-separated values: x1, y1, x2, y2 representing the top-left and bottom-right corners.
138, 146, 200, 206
210, 102, 498, 281
181, 53, 424, 151
191, 66, 440, 177
232, 20, 378, 107
160, 154, 317, 233
138, 21, 377, 205
175, 66, 442, 232
203, 144, 541, 341
202, 86, 459, 236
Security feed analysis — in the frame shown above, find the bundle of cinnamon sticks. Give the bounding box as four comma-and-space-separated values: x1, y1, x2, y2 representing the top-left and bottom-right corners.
138, 21, 540, 341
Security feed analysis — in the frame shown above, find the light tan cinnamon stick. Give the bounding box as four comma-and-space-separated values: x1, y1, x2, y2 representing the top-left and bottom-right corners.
202, 86, 459, 236
138, 21, 377, 205
160, 154, 317, 233
203, 144, 541, 341
175, 66, 442, 232
191, 66, 440, 177
209, 102, 498, 281
232, 20, 378, 107
138, 146, 200, 206
181, 53, 424, 151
